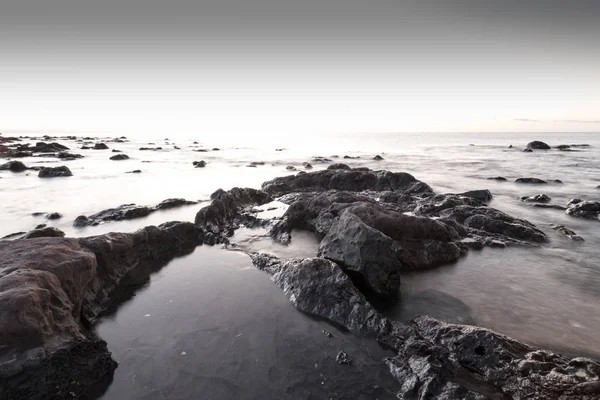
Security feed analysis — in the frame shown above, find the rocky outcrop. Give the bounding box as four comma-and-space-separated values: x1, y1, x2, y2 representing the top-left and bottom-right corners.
194, 188, 272, 238
0, 221, 203, 399
527, 140, 551, 150
262, 168, 434, 197
109, 154, 129, 160
0, 161, 27, 172
74, 198, 198, 227
566, 200, 600, 220
38, 166, 72, 178
327, 163, 351, 170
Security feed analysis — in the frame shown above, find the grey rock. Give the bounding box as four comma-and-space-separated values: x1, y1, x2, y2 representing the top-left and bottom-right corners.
515, 177, 547, 184
45, 212, 63, 220
327, 163, 351, 170
93, 143, 109, 150
109, 154, 129, 160
38, 166, 73, 178
521, 194, 551, 203
193, 160, 206, 168
126, 170, 142, 174
22, 227, 66, 239
566, 200, 600, 220
523, 148, 533, 152
486, 176, 507, 181
0, 160, 28, 172
458, 189, 492, 202
336, 351, 351, 365
527, 140, 551, 150
318, 210, 402, 296
373, 155, 384, 160
553, 225, 584, 241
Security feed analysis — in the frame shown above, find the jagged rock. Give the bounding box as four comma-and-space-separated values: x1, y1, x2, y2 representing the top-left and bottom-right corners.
487, 176, 507, 181
0, 222, 203, 399
93, 143, 109, 150
327, 163, 351, 170
38, 166, 72, 178
193, 160, 206, 168
521, 194, 551, 203
553, 225, 584, 241
109, 154, 129, 160
249, 253, 386, 337
45, 212, 62, 220
194, 188, 271, 237
516, 177, 547, 184
262, 167, 434, 197
0, 160, 27, 172
457, 189, 492, 202
566, 200, 600, 220
318, 210, 402, 296
527, 140, 551, 150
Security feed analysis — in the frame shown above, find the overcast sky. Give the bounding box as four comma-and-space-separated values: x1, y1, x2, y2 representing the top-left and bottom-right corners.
1, 0, 599, 136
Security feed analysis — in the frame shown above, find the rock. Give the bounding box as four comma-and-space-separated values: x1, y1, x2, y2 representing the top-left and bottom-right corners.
566, 200, 600, 220
45, 212, 63, 220
74, 198, 198, 226
93, 143, 109, 150
531, 203, 567, 210
372, 155, 384, 160
515, 177, 547, 184
457, 189, 492, 202
109, 154, 129, 160
126, 170, 141, 174
553, 225, 584, 241
286, 166, 297, 171
343, 155, 360, 159
38, 166, 73, 178
247, 161, 265, 167
262, 167, 434, 197
327, 163, 351, 170
521, 194, 551, 203
311, 156, 332, 163
15, 142, 69, 153
0, 160, 27, 172
336, 351, 351, 365
81, 146, 91, 150
522, 148, 533, 152
0, 222, 202, 399
508, 145, 513, 148
318, 210, 402, 296
139, 147, 162, 151
35, 224, 46, 229
194, 149, 208, 152
193, 160, 206, 168
155, 198, 197, 210
22, 227, 66, 239
553, 179, 564, 184
526, 140, 551, 150
382, 315, 600, 400
303, 162, 313, 170
275, 148, 284, 151
487, 176, 507, 181
194, 188, 271, 238
112, 149, 121, 153
250, 253, 385, 337
57, 152, 83, 160
556, 144, 571, 150
212, 148, 220, 151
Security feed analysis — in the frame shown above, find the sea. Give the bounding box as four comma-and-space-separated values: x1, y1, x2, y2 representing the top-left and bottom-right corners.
1, 131, 599, 399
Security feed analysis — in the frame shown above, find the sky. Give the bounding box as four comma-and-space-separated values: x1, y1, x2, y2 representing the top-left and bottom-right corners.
1, 0, 599, 137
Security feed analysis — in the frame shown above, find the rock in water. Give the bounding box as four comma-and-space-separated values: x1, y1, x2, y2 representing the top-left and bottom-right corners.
457, 189, 492, 202
554, 225, 584, 241
22, 227, 66, 239
327, 163, 351, 170
318, 210, 402, 296
526, 140, 551, 150
566, 200, 600, 220
336, 351, 351, 365
373, 155, 384, 160
109, 154, 129, 160
45, 212, 63, 220
487, 176, 507, 181
521, 194, 551, 203
0, 221, 203, 399
515, 177, 547, 184
0, 160, 28, 172
93, 142, 109, 150
38, 166, 73, 178
193, 160, 207, 168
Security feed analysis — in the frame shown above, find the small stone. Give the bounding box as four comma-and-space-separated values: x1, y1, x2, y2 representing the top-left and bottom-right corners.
336, 351, 351, 365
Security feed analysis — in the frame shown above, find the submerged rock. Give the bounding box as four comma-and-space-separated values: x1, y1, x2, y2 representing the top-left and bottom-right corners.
457, 189, 492, 202
487, 176, 507, 181
523, 148, 533, 152
38, 166, 73, 178
527, 140, 551, 150
126, 170, 142, 174
553, 225, 584, 241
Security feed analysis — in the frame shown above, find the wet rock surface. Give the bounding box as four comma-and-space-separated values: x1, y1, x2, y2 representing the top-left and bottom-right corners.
74, 198, 198, 227
0, 222, 203, 399
516, 177, 547, 184
521, 194, 551, 203
0, 161, 28, 172
457, 189, 493, 202
566, 200, 600, 220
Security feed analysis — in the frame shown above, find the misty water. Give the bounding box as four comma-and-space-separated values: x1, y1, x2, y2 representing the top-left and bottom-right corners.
2, 132, 600, 398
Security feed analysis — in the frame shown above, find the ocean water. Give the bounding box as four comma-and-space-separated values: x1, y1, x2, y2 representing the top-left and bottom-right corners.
2, 131, 600, 398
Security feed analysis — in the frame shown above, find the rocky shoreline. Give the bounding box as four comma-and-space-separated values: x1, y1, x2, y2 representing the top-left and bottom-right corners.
1, 165, 599, 399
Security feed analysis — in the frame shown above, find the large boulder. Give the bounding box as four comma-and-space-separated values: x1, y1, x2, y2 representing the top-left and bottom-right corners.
261, 167, 434, 197
38, 166, 72, 178
526, 140, 551, 150
0, 161, 27, 172
0, 222, 203, 399
318, 210, 402, 296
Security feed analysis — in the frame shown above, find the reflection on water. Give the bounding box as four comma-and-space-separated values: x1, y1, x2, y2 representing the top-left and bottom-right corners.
94, 248, 399, 400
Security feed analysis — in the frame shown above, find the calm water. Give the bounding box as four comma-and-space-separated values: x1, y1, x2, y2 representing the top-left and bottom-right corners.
2, 132, 600, 397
